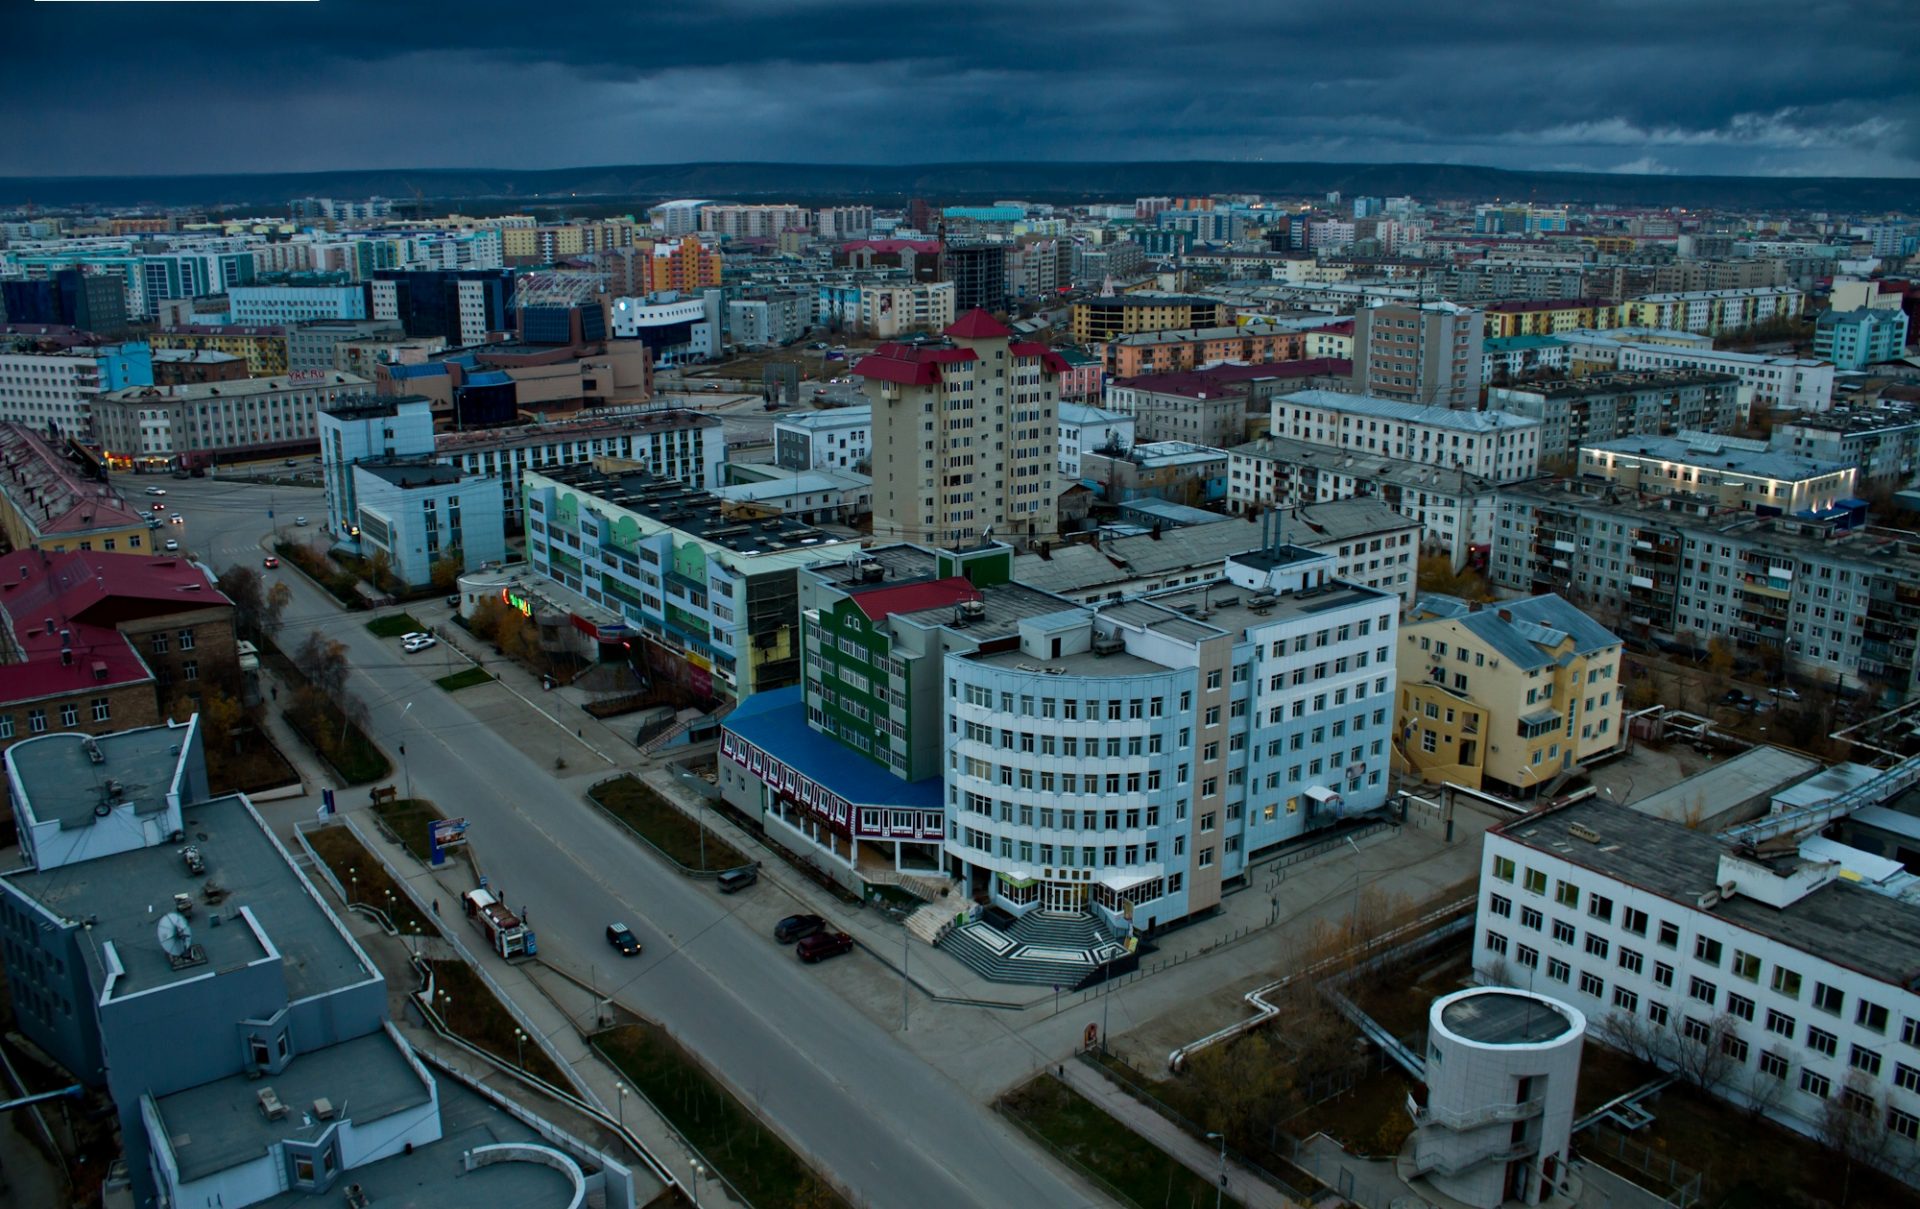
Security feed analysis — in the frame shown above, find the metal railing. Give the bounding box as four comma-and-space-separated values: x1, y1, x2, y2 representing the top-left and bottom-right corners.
1406, 1090, 1545, 1131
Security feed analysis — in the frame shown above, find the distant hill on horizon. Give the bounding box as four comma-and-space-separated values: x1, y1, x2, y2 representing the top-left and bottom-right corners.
1, 160, 1911, 213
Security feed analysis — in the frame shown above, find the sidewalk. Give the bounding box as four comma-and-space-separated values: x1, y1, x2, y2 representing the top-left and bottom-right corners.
338, 808, 746, 1209
1057, 1059, 1298, 1209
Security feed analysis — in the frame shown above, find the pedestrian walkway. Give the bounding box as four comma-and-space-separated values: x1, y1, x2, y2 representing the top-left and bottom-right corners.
1056, 1059, 1299, 1209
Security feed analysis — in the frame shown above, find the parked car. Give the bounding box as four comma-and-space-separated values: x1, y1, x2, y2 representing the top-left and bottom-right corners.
774, 914, 825, 944
263, 556, 279, 569
796, 931, 854, 963
284, 459, 299, 467
163, 539, 179, 552
1769, 686, 1803, 701
606, 922, 641, 956
402, 636, 437, 653
445, 594, 460, 608
294, 515, 309, 526
715, 866, 758, 894
400, 631, 430, 643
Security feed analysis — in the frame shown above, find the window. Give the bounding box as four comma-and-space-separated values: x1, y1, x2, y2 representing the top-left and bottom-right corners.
1800, 1070, 1831, 1100
1688, 976, 1717, 1006
1647, 1001, 1670, 1027
1731, 950, 1760, 982
91, 698, 110, 722
27, 709, 44, 734
1546, 957, 1570, 983
1585, 934, 1609, 959
1657, 921, 1680, 949
1759, 1051, 1790, 1081
1766, 1009, 1796, 1039
1728, 993, 1755, 1022
184, 660, 199, 682
1904, 1017, 1920, 1047
1772, 967, 1803, 1000
59, 704, 77, 728
1694, 936, 1723, 966
177, 628, 195, 651
1492, 855, 1515, 882
1552, 919, 1575, 945
1890, 1108, 1920, 1142
1555, 880, 1579, 908
1683, 1016, 1712, 1044
1813, 982, 1844, 1016
1521, 906, 1543, 931
1808, 1027, 1838, 1058
1895, 1063, 1920, 1094
1614, 987, 1639, 1013
1485, 931, 1509, 956
1587, 893, 1613, 923
1851, 1045, 1883, 1077
1623, 907, 1648, 936
1723, 1033, 1750, 1064
1524, 868, 1548, 894
1654, 961, 1675, 989
1579, 970, 1604, 997
1618, 948, 1644, 975
1489, 894, 1512, 918
1516, 944, 1539, 970
1857, 1001, 1890, 1034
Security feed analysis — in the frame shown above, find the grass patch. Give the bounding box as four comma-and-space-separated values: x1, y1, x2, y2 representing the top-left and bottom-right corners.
1000, 1075, 1240, 1209
371, 797, 444, 864
597, 1021, 849, 1209
275, 540, 364, 609
281, 703, 391, 783
366, 612, 427, 638
302, 824, 430, 934
589, 775, 746, 872
436, 666, 496, 692
425, 959, 569, 1088
204, 723, 300, 797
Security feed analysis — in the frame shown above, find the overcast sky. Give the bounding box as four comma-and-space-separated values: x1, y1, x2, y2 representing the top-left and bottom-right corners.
7, 0, 1916, 178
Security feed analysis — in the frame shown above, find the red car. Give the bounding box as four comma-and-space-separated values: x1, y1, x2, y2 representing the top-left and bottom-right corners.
796, 931, 854, 963
263, 556, 279, 569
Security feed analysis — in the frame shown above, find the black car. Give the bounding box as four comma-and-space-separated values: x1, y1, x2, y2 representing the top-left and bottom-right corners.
774, 914, 825, 944
605, 922, 641, 956
796, 931, 854, 963
716, 867, 758, 894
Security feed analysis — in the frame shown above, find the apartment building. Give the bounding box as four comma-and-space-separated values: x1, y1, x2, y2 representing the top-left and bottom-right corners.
1099, 322, 1306, 378
1608, 342, 1834, 413
1227, 434, 1498, 571
1489, 479, 1920, 698
1070, 294, 1230, 343
1395, 593, 1623, 795
1472, 796, 1920, 1181
523, 463, 859, 703
1102, 373, 1251, 448
1578, 433, 1856, 516
859, 309, 1067, 549
1772, 407, 1920, 484
1269, 389, 1541, 483
1482, 298, 1618, 339
775, 405, 871, 472
0, 340, 152, 437
1488, 372, 1748, 457
855, 281, 956, 339
1618, 286, 1804, 336
1351, 301, 1485, 408
1815, 308, 1910, 371
149, 324, 290, 376
93, 372, 369, 469
699, 204, 812, 239
226, 285, 368, 326
1080, 441, 1228, 507
1058, 403, 1135, 476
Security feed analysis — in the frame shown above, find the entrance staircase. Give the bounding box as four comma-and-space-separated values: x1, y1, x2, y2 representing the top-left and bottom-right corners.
935, 910, 1128, 987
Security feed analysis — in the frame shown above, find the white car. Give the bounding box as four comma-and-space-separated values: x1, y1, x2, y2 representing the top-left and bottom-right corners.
399, 632, 431, 644
294, 516, 309, 526
163, 539, 179, 552
145, 487, 166, 496
402, 636, 437, 653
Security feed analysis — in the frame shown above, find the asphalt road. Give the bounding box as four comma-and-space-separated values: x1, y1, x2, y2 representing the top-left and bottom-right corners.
146, 473, 1099, 1209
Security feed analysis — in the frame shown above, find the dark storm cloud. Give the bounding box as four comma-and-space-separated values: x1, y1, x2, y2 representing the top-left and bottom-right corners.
5, 0, 1915, 176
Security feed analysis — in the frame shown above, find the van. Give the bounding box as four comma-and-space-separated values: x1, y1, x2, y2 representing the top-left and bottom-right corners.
715, 866, 758, 894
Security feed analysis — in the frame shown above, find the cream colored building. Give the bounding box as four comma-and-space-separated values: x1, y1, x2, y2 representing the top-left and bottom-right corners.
858, 281, 956, 339
1577, 432, 1855, 515
1395, 594, 1623, 796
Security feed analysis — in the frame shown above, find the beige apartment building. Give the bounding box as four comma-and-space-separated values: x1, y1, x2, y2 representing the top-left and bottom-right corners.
1395, 594, 1623, 796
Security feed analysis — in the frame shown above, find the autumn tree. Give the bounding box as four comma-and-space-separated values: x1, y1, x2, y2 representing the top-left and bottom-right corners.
294, 631, 351, 704
1415, 555, 1494, 602
430, 549, 464, 592
367, 547, 396, 594
218, 565, 295, 640
1819, 1074, 1893, 1206
1183, 1031, 1298, 1147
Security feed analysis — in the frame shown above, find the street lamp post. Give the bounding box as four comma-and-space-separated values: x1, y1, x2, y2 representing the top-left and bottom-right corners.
400, 702, 414, 801
691, 1160, 706, 1208
1344, 836, 1363, 947
514, 1028, 525, 1069
615, 1082, 627, 1130
1206, 1131, 1227, 1209
348, 868, 357, 906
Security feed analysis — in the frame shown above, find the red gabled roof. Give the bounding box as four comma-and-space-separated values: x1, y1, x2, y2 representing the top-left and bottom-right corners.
852, 343, 977, 386
849, 576, 979, 621
943, 309, 1014, 340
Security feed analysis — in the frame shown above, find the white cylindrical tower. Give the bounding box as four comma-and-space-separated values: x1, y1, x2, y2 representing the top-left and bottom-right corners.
1410, 987, 1585, 1209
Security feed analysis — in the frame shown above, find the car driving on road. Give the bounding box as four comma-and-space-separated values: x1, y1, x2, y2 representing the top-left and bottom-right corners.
796, 931, 854, 963
606, 922, 641, 956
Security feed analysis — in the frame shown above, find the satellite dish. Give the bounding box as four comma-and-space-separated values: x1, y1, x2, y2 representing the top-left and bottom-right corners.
157, 912, 194, 958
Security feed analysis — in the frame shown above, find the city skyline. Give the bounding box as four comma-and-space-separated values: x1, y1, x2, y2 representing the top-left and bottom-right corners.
5, 0, 1917, 179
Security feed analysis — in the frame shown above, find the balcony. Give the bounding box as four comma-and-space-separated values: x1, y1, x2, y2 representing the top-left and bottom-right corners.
1409, 1137, 1536, 1178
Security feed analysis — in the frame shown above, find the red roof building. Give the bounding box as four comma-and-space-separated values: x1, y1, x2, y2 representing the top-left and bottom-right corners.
847, 576, 979, 622
943, 309, 1015, 340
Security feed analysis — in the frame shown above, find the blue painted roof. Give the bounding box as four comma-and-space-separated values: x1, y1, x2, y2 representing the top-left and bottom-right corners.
723, 686, 944, 810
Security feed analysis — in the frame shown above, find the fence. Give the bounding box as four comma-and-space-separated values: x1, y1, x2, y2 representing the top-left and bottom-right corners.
1580, 1124, 1703, 1208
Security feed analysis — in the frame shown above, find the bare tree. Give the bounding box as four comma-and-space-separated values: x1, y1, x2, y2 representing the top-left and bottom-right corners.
1819, 1073, 1893, 1207
1592, 1009, 1671, 1068
1668, 1014, 1739, 1095
294, 631, 351, 703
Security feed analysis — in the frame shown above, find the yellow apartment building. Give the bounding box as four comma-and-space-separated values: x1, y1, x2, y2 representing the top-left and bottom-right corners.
1395, 593, 1623, 797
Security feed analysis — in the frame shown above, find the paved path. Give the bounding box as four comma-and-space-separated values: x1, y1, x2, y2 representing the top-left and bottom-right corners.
1056, 1060, 1298, 1209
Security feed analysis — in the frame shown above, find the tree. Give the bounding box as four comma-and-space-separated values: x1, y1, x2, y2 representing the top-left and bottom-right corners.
1667, 1013, 1739, 1095
1184, 1031, 1296, 1147
217, 565, 266, 639
430, 549, 464, 593
264, 581, 291, 635
294, 631, 350, 704
367, 548, 396, 594
1819, 1073, 1892, 1206
1705, 637, 1736, 679
1415, 555, 1494, 602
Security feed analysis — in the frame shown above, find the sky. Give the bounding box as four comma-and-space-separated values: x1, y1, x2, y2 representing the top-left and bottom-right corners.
7, 0, 1917, 179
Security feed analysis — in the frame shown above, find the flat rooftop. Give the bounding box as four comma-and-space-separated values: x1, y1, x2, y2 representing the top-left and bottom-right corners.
11, 727, 186, 830
156, 1029, 430, 1184
1499, 799, 1920, 990
533, 463, 853, 558
1627, 746, 1820, 825
1138, 576, 1392, 641
6, 795, 374, 1001
1440, 991, 1577, 1045
890, 578, 1080, 642
357, 457, 464, 488
972, 641, 1170, 680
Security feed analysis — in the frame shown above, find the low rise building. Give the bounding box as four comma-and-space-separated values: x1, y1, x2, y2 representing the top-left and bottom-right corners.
1815, 308, 1910, 371
855, 280, 956, 339
227, 284, 368, 327
148, 324, 290, 376
1471, 794, 1920, 1181
1488, 371, 1748, 458
774, 405, 870, 472
1610, 341, 1833, 412
1102, 374, 1251, 448
1100, 321, 1305, 378
0, 424, 154, 554
522, 463, 861, 703
710, 467, 871, 525
727, 292, 811, 348
1395, 593, 1623, 795
149, 348, 248, 386
1481, 334, 1569, 385
1227, 434, 1498, 570
1071, 293, 1229, 343
94, 372, 369, 470
1080, 441, 1228, 506
286, 318, 405, 372
1578, 433, 1856, 516
347, 458, 507, 588
1772, 405, 1920, 484
1270, 389, 1542, 483
1058, 403, 1135, 476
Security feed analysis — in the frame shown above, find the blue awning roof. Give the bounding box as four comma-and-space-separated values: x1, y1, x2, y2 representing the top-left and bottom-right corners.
724, 686, 943, 810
